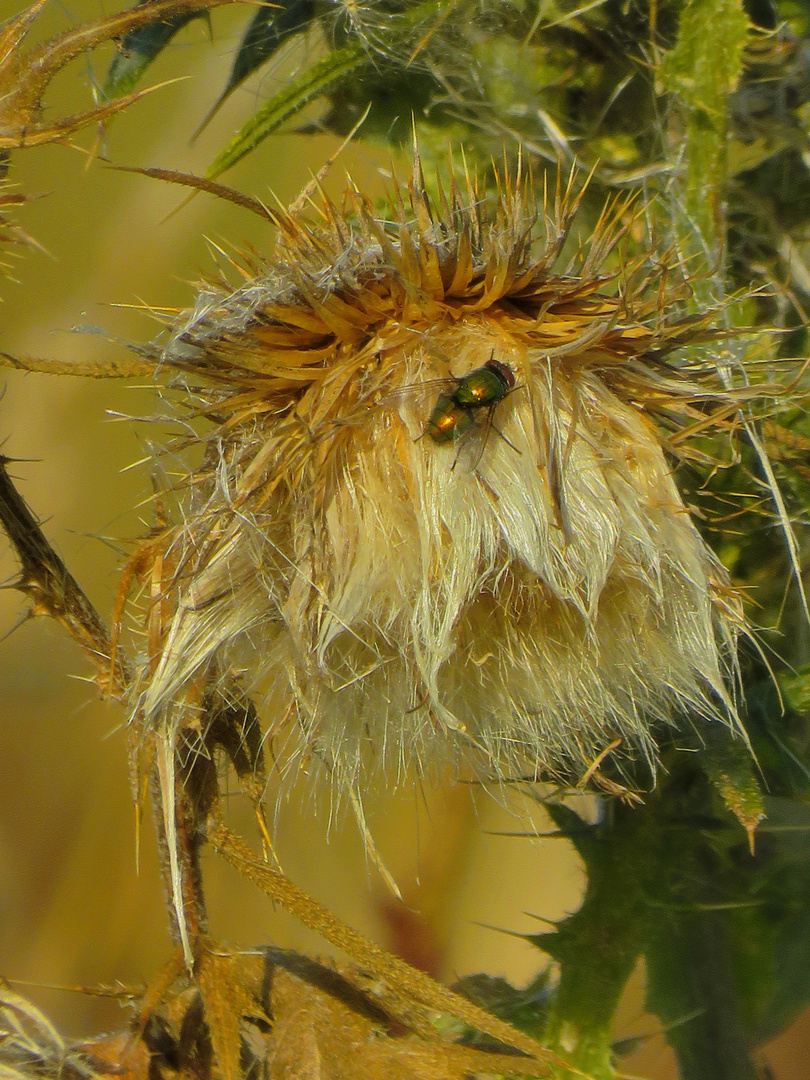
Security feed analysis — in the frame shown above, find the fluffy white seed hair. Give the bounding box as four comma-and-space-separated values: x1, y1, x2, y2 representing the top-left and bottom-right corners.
127, 161, 748, 831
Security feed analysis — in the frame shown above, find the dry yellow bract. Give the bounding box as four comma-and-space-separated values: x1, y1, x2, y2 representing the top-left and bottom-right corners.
129, 161, 746, 807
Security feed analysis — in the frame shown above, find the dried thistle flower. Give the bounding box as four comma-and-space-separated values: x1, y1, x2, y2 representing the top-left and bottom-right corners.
126, 159, 752, 828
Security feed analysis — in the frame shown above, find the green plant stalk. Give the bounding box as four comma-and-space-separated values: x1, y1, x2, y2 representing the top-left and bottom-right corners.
534, 714, 777, 1080
661, 0, 749, 297
645, 910, 759, 1080
534, 804, 646, 1080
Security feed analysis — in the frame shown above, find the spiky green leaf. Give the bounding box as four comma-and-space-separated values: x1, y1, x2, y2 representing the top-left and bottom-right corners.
207, 42, 368, 177
196, 0, 316, 135
102, 0, 208, 100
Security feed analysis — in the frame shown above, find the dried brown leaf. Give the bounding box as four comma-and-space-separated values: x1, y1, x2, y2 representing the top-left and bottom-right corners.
0, 349, 155, 376
65, 950, 556, 1080
206, 820, 573, 1074
264, 964, 552, 1080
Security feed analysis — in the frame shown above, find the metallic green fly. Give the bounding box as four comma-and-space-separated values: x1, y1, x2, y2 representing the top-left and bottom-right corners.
423, 357, 518, 470
425, 358, 516, 444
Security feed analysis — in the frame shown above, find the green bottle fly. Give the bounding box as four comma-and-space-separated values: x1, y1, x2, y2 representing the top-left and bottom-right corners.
426, 358, 515, 444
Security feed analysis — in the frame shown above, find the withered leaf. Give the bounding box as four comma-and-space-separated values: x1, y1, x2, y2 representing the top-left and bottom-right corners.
69, 950, 557, 1080
264, 963, 553, 1079
206, 820, 564, 1068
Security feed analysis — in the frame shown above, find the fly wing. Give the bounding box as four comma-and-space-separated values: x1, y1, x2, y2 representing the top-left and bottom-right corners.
450, 409, 492, 473
330, 378, 450, 433
379, 377, 459, 443
380, 377, 456, 409
452, 409, 522, 474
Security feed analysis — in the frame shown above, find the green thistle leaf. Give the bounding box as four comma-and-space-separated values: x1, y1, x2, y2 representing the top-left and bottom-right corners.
207, 42, 369, 177
195, 0, 317, 136
102, 0, 209, 101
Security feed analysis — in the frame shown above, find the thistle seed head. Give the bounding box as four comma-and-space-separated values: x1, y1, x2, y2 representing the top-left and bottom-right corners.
129, 160, 749, 802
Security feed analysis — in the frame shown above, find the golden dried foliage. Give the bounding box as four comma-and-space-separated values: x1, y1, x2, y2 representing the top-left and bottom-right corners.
1, 953, 563, 1080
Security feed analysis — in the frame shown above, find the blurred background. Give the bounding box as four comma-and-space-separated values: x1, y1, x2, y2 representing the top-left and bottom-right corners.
0, 3, 808, 1077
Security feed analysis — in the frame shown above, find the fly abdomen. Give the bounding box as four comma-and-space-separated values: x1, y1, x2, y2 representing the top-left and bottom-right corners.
426, 395, 476, 443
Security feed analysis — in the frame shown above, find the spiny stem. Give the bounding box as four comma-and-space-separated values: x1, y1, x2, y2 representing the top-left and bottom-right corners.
0, 456, 129, 695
